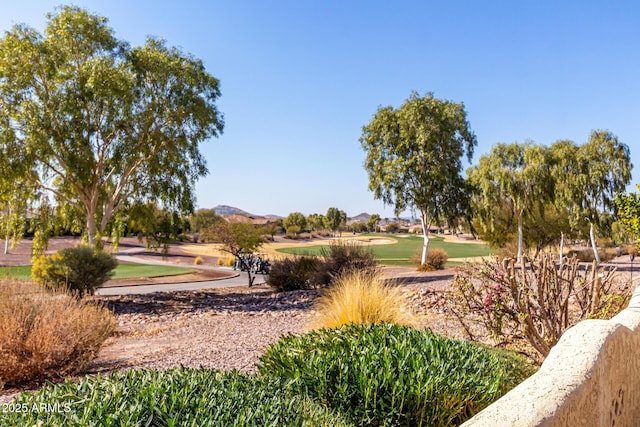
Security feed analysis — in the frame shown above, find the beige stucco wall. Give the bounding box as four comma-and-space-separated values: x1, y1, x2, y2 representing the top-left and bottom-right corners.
461, 286, 640, 427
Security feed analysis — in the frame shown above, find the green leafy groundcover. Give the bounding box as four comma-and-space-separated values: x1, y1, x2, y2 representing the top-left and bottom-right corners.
1, 369, 349, 427
259, 323, 536, 426
2, 325, 535, 427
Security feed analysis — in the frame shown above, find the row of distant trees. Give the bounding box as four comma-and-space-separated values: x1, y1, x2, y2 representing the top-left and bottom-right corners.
190, 209, 381, 238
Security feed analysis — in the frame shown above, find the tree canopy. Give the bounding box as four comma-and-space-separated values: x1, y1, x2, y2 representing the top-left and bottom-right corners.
360, 91, 476, 264
0, 6, 224, 249
615, 185, 640, 252
324, 207, 347, 236
205, 220, 266, 287
468, 142, 551, 261
569, 131, 632, 262
283, 212, 307, 235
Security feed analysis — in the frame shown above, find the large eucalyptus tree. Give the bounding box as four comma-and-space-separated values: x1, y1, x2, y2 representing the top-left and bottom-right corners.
0, 6, 224, 248
360, 92, 476, 265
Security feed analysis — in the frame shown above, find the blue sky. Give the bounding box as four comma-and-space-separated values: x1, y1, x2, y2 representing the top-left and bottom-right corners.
2, 1, 639, 218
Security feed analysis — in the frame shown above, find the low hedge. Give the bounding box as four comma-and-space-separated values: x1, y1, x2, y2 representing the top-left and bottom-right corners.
3, 368, 349, 427
259, 323, 536, 426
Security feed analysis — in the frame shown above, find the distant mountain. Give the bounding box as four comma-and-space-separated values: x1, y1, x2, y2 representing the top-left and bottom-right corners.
211, 205, 282, 222
348, 212, 371, 224
263, 214, 284, 220
212, 205, 251, 217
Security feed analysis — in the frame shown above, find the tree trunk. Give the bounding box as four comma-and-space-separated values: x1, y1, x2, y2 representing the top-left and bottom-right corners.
517, 213, 524, 262
589, 222, 601, 263
4, 205, 11, 254
238, 255, 255, 287
559, 231, 565, 265
86, 214, 97, 246
420, 211, 430, 265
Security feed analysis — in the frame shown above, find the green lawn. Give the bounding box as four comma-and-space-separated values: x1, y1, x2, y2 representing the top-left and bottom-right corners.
111, 264, 194, 279
0, 263, 194, 281
276, 233, 492, 266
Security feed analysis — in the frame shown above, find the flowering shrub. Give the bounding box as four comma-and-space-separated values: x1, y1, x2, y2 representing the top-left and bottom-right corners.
450, 253, 631, 361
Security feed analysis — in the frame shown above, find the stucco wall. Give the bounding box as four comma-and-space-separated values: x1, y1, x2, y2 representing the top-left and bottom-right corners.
461, 286, 640, 427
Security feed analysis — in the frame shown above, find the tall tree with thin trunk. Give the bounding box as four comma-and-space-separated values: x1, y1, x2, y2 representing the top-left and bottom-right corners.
570, 131, 632, 262
468, 142, 551, 261
360, 92, 476, 265
0, 6, 223, 248
324, 207, 347, 237
0, 117, 33, 253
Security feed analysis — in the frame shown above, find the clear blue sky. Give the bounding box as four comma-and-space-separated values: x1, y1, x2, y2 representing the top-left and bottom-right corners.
2, 1, 639, 218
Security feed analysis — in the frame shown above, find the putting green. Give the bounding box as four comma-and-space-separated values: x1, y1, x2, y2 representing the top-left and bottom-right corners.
276, 233, 492, 266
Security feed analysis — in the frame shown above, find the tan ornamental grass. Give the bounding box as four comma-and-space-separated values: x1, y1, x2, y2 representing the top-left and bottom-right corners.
0, 280, 116, 389
309, 270, 417, 330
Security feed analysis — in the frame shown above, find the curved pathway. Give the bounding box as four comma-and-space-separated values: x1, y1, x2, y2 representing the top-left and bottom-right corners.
96, 251, 267, 296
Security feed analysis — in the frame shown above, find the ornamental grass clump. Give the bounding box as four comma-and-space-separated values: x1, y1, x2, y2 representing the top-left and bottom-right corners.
259, 323, 536, 426
3, 368, 350, 427
0, 280, 115, 389
309, 270, 416, 329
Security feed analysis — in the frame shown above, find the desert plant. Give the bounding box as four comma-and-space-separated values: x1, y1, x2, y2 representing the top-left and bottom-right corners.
0, 280, 115, 389
259, 323, 536, 426
414, 247, 448, 270
4, 368, 349, 426
217, 257, 224, 266
309, 270, 416, 329
450, 253, 632, 361
194, 256, 204, 265
267, 256, 320, 292
32, 245, 118, 297
311, 242, 378, 286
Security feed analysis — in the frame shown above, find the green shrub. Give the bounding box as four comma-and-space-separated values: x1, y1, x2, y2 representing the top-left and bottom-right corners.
32, 245, 118, 297
311, 242, 378, 286
0, 280, 115, 389
259, 323, 536, 426
4, 368, 349, 427
267, 256, 320, 291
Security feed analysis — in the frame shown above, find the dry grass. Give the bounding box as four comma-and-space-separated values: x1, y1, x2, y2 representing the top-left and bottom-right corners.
0, 280, 116, 389
309, 270, 417, 330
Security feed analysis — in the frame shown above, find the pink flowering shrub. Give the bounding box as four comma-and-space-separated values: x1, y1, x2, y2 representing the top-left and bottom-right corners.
450, 254, 631, 362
